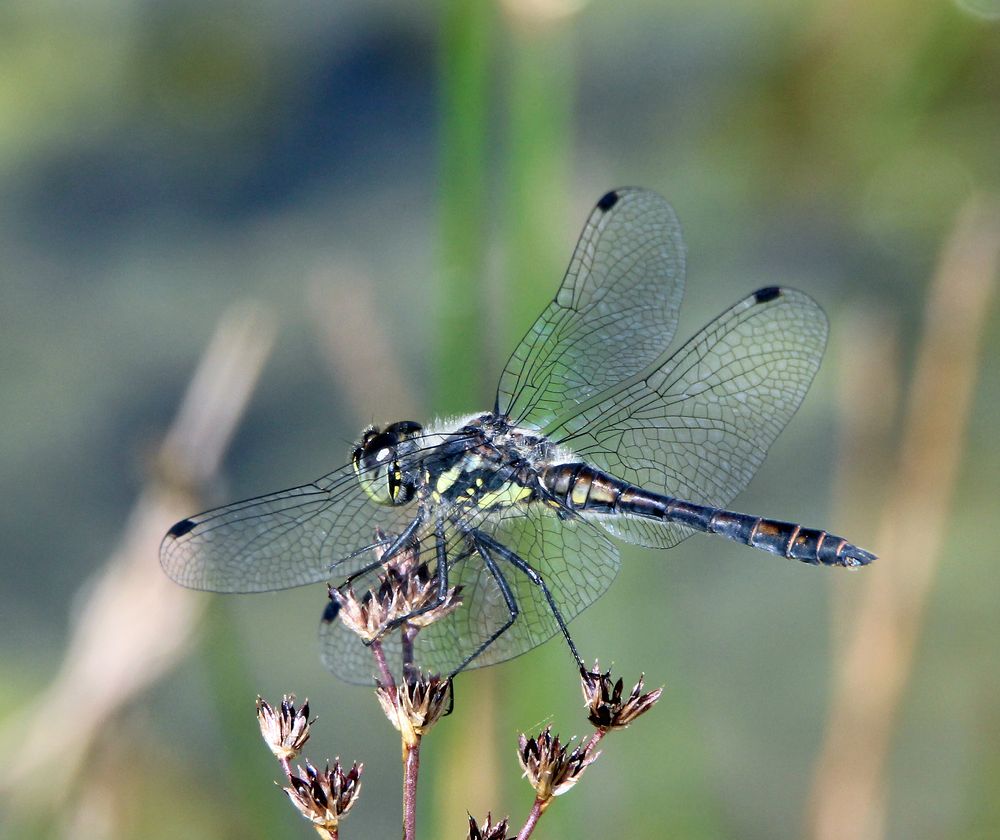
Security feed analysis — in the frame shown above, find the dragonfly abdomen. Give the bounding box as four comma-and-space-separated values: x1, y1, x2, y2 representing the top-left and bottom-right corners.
683, 504, 873, 567
542, 463, 875, 568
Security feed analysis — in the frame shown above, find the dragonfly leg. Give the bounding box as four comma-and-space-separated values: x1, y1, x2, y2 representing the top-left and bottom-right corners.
476, 531, 584, 671
380, 514, 452, 632
447, 536, 519, 677
332, 514, 424, 586
322, 552, 389, 627
327, 516, 445, 651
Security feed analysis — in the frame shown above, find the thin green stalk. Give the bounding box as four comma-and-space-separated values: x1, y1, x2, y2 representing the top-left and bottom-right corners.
431, 4, 498, 835
505, 12, 576, 326
437, 0, 494, 413
202, 601, 290, 839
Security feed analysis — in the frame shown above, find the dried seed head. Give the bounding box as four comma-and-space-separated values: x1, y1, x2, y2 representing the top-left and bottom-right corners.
581, 663, 663, 730
256, 695, 313, 761
517, 726, 598, 802
329, 548, 462, 643
284, 760, 363, 830
467, 812, 512, 840
328, 582, 396, 643
390, 562, 464, 629
376, 672, 452, 747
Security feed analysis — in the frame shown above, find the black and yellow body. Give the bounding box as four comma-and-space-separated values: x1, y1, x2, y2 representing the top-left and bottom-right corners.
355, 412, 873, 572
160, 188, 877, 683
539, 460, 873, 567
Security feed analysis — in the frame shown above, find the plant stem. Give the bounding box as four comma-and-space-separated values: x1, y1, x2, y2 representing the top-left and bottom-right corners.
515, 797, 546, 840
401, 623, 418, 682
582, 728, 607, 754
370, 640, 396, 689
402, 738, 421, 840
437, 0, 492, 412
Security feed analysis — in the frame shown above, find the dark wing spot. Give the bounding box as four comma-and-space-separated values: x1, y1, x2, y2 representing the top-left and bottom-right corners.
596, 190, 620, 211
321, 599, 340, 624
754, 286, 783, 304
166, 518, 197, 539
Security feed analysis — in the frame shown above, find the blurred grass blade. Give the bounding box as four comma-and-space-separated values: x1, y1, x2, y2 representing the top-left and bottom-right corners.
806, 196, 1000, 840
0, 303, 275, 831
431, 1, 498, 832
437, 0, 494, 413
503, 0, 577, 330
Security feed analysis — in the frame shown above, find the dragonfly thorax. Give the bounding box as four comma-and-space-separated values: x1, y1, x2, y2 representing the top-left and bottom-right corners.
416, 413, 562, 511
351, 420, 423, 506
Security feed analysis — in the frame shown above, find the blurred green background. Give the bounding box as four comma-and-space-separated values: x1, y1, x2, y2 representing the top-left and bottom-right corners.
1, 1, 999, 838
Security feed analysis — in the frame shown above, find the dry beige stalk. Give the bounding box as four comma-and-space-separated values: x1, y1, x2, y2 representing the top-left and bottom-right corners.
806, 196, 1000, 840
0, 303, 275, 815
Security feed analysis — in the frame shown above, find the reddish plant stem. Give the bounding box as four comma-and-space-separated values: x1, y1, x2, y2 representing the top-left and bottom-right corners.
582, 728, 607, 754
402, 738, 421, 840
370, 640, 396, 690
515, 797, 546, 840
278, 756, 293, 780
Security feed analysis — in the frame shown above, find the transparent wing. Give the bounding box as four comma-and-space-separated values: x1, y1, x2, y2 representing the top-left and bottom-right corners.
319, 524, 471, 684
427, 505, 620, 672
550, 287, 829, 548
318, 504, 620, 683
160, 462, 421, 594
496, 188, 686, 430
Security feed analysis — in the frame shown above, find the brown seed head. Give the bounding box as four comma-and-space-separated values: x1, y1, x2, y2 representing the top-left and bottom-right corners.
256, 695, 313, 761
329, 554, 462, 643
517, 726, 598, 802
328, 582, 397, 643
581, 663, 663, 730
284, 760, 363, 830
376, 672, 452, 747
467, 812, 512, 840
390, 561, 464, 628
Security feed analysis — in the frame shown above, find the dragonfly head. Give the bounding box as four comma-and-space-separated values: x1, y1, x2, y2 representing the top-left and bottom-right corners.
352, 420, 423, 506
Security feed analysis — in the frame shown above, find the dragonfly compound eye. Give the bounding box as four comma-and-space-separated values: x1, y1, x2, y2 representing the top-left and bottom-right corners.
387, 459, 416, 504
351, 431, 400, 505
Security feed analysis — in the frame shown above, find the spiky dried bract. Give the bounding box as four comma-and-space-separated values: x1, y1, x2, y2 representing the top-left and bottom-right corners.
376, 672, 452, 747
257, 694, 313, 761
390, 561, 464, 629
330, 555, 462, 643
284, 760, 363, 830
517, 726, 598, 802
581, 663, 663, 730
328, 583, 394, 643
467, 812, 512, 840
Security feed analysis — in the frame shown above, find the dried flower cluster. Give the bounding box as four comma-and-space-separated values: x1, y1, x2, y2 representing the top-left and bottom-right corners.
376, 672, 453, 747
256, 694, 313, 762
517, 726, 599, 804
467, 812, 512, 840
580, 663, 662, 730
254, 533, 662, 840
284, 760, 363, 832
330, 559, 463, 644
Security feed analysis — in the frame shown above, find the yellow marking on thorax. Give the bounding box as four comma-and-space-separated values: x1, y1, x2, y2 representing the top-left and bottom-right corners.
476, 481, 533, 510
435, 464, 464, 495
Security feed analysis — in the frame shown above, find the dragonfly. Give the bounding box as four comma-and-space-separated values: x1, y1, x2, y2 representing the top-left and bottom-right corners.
161, 188, 876, 684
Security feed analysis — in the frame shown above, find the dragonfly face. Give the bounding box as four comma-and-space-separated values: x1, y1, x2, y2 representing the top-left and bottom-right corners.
161, 188, 876, 684
351, 420, 424, 506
